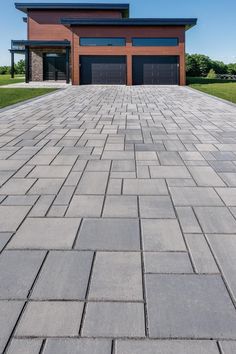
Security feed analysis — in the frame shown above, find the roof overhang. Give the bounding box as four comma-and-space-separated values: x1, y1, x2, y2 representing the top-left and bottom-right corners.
10, 40, 71, 52
60, 18, 197, 30
15, 3, 130, 18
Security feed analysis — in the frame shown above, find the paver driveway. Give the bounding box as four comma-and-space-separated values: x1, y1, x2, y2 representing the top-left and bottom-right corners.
0, 86, 236, 353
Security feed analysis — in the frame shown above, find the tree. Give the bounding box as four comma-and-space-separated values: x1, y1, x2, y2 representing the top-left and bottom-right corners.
207, 69, 217, 79
227, 63, 236, 75
186, 54, 200, 77
15, 60, 25, 74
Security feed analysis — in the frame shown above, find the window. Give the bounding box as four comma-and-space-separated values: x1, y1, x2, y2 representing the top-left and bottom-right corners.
80, 37, 126, 46
132, 38, 179, 46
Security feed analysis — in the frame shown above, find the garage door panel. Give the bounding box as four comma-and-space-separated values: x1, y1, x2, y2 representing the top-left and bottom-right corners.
133, 56, 179, 85
80, 56, 126, 85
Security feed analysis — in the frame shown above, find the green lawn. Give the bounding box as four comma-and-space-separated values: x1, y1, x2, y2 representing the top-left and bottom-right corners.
0, 88, 57, 109
0, 74, 25, 86
187, 77, 236, 104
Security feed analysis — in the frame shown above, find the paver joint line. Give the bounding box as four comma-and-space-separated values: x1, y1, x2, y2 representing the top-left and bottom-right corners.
0, 86, 236, 352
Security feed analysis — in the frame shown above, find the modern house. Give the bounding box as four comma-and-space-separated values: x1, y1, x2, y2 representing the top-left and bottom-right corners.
10, 3, 197, 85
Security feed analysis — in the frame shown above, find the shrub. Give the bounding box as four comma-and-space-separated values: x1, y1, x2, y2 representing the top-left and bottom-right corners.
207, 69, 217, 79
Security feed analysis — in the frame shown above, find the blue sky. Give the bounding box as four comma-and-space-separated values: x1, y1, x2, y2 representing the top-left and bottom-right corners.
0, 0, 236, 65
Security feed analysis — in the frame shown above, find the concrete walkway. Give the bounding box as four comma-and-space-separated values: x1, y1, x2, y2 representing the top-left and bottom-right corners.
0, 86, 236, 353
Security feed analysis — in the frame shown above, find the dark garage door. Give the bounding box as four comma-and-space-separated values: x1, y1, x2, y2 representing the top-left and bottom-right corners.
80, 56, 126, 85
133, 56, 179, 85
43, 53, 66, 81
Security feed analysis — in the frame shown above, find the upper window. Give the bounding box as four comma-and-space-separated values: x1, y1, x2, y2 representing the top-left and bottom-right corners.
132, 38, 179, 46
80, 38, 126, 46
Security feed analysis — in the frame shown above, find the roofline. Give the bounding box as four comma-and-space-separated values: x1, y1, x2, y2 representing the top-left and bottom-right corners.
11, 40, 71, 47
15, 3, 130, 17
60, 18, 197, 30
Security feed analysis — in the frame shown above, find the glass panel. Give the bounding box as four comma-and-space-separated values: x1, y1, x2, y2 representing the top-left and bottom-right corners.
132, 38, 179, 46
80, 38, 126, 46
11, 42, 25, 50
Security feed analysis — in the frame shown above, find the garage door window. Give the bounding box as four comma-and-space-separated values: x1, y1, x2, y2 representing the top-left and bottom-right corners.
80, 38, 126, 46
132, 38, 179, 46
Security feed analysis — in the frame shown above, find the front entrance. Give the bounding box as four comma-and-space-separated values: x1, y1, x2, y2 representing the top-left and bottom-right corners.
80, 56, 126, 85
43, 53, 66, 81
132, 56, 179, 85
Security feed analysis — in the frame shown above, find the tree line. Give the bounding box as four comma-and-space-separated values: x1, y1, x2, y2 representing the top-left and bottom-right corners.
0, 55, 236, 77
0, 59, 25, 75
186, 53, 236, 77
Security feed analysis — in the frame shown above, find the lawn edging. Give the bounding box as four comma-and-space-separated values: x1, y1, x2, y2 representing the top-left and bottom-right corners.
0, 88, 64, 113
185, 86, 236, 108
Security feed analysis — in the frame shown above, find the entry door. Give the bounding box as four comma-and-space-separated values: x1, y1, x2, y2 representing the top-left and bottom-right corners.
43, 53, 66, 81
80, 56, 126, 85
133, 56, 179, 85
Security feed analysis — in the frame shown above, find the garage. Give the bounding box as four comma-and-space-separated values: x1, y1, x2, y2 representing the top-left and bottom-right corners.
132, 56, 179, 85
80, 56, 126, 85
43, 53, 67, 81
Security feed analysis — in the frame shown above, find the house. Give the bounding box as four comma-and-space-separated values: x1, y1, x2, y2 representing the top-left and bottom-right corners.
10, 3, 197, 85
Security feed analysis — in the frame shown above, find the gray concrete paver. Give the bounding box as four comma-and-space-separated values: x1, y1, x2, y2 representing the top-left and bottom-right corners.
1, 86, 236, 345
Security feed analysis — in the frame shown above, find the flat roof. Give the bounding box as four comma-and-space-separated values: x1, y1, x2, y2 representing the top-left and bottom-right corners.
11, 40, 71, 48
15, 3, 130, 17
60, 18, 197, 30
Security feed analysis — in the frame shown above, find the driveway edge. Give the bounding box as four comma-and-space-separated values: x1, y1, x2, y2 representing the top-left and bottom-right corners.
0, 88, 65, 114
185, 86, 236, 108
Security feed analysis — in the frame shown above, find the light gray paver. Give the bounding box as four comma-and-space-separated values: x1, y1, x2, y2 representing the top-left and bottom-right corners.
28, 178, 64, 195
188, 166, 225, 186
6, 339, 43, 354
170, 187, 223, 206
0, 206, 30, 232
103, 196, 138, 217
76, 218, 140, 250
141, 219, 186, 251
31, 251, 93, 300
115, 340, 220, 354
144, 252, 193, 273
0, 178, 36, 195
194, 207, 236, 233
146, 274, 236, 339
0, 301, 24, 353
43, 339, 112, 354
139, 196, 175, 218
1, 86, 236, 346
176, 207, 202, 233
82, 302, 145, 338
7, 218, 81, 249
123, 179, 167, 195
0, 250, 45, 299
76, 172, 109, 195
16, 301, 84, 337
89, 252, 143, 300
207, 234, 236, 301
219, 341, 236, 354
185, 234, 219, 273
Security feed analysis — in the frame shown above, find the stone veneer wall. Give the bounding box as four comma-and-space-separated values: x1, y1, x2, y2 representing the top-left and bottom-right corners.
30, 48, 68, 82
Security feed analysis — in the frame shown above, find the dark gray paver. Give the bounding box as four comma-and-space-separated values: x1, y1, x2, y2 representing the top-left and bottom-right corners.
146, 274, 236, 339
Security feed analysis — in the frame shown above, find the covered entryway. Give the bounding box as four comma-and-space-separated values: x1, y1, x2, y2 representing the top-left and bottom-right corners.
132, 56, 179, 85
43, 53, 67, 81
80, 56, 126, 85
